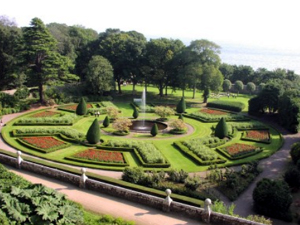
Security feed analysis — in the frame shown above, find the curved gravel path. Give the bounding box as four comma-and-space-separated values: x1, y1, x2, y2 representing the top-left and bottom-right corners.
1, 109, 299, 225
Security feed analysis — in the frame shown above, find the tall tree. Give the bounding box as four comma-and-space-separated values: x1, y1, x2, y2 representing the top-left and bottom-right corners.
22, 18, 63, 103
85, 55, 114, 95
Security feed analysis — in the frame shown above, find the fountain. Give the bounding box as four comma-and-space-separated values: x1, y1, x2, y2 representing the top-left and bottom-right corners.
130, 88, 167, 133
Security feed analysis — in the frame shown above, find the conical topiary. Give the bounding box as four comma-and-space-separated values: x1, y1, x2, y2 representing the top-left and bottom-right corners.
103, 116, 110, 128
215, 117, 228, 139
86, 118, 100, 144
176, 97, 186, 114
76, 97, 87, 115
178, 114, 184, 120
133, 107, 139, 119
150, 123, 158, 137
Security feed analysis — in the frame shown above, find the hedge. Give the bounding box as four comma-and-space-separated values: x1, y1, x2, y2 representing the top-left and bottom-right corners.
207, 100, 245, 112
216, 147, 263, 160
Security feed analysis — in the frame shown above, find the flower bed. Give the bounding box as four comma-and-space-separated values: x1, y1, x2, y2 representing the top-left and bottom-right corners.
199, 108, 228, 115
29, 111, 61, 118
58, 103, 93, 112
217, 143, 263, 160
73, 149, 125, 163
241, 130, 271, 143
17, 136, 70, 153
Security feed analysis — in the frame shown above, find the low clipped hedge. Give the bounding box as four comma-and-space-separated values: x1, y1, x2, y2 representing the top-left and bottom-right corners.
173, 142, 226, 165
0, 149, 203, 207
216, 146, 263, 160
185, 112, 249, 123
207, 100, 245, 112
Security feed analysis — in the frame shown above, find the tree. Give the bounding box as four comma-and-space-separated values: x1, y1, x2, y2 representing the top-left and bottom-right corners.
85, 55, 114, 95
234, 80, 244, 96
132, 107, 139, 119
284, 167, 300, 189
231, 65, 254, 83
150, 123, 158, 137
253, 178, 292, 221
176, 97, 186, 114
22, 18, 65, 103
219, 63, 234, 80
202, 87, 210, 103
86, 118, 100, 144
103, 116, 110, 128
215, 118, 228, 139
246, 82, 256, 95
223, 79, 232, 93
290, 142, 300, 164
76, 97, 87, 115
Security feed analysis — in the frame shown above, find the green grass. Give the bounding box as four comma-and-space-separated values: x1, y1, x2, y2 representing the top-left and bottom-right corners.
0, 85, 283, 172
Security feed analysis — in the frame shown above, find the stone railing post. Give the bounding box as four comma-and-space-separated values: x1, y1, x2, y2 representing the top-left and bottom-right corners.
162, 189, 173, 212
204, 198, 212, 223
16, 151, 23, 169
79, 167, 88, 188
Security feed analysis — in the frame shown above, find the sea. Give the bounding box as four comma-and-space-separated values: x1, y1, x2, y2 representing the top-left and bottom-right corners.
220, 43, 300, 75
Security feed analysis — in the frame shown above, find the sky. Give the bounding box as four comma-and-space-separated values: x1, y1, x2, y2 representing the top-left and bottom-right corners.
1, 0, 300, 51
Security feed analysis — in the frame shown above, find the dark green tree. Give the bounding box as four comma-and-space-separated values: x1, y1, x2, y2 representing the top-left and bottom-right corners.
132, 107, 139, 119
22, 18, 67, 103
76, 97, 87, 115
290, 142, 300, 164
103, 116, 110, 128
234, 80, 244, 96
203, 87, 210, 103
223, 79, 232, 93
253, 178, 292, 221
215, 117, 228, 139
86, 118, 100, 144
150, 123, 158, 137
176, 97, 186, 114
246, 82, 256, 95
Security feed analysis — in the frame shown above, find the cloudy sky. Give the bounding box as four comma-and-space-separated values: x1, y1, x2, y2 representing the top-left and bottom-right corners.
1, 0, 299, 51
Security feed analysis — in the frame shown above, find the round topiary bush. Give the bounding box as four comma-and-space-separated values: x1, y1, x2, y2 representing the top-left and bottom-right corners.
215, 117, 228, 139
284, 167, 300, 190
253, 178, 293, 222
76, 97, 87, 115
150, 123, 158, 137
290, 142, 300, 164
86, 118, 100, 144
103, 116, 110, 128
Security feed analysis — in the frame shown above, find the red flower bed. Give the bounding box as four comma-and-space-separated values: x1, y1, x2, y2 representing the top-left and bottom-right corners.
245, 130, 270, 141
61, 104, 93, 111
74, 149, 125, 163
199, 108, 228, 115
224, 143, 258, 157
20, 136, 68, 150
30, 111, 59, 118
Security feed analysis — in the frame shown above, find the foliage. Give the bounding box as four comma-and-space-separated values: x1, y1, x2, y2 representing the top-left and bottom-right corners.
14, 87, 29, 100
290, 142, 300, 164
112, 118, 132, 133
86, 118, 100, 144
103, 115, 110, 127
167, 169, 188, 183
202, 87, 210, 103
246, 82, 256, 94
234, 80, 244, 95
122, 167, 145, 184
253, 178, 293, 221
76, 97, 87, 115
207, 100, 245, 112
176, 97, 186, 114
284, 167, 300, 189
184, 176, 201, 191
154, 106, 175, 119
178, 114, 184, 120
215, 117, 228, 139
169, 119, 187, 131
222, 79, 232, 92
132, 107, 139, 119
211, 200, 236, 216
150, 123, 158, 137
15, 113, 77, 125
106, 106, 119, 120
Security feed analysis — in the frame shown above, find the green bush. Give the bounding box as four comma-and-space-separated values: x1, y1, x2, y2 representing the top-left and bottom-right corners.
14, 87, 29, 100
76, 97, 87, 115
176, 97, 186, 114
215, 117, 228, 139
184, 176, 201, 191
167, 169, 188, 183
132, 107, 139, 119
253, 178, 293, 221
86, 119, 100, 144
150, 123, 158, 137
207, 100, 245, 112
284, 167, 300, 189
122, 167, 145, 184
103, 116, 110, 128
291, 142, 300, 164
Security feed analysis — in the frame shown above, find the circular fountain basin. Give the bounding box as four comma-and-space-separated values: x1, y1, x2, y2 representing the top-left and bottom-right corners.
130, 120, 168, 133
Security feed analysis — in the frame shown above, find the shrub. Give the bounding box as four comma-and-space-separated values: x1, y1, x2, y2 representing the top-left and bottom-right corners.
284, 167, 300, 189
106, 106, 119, 120
169, 119, 187, 131
178, 114, 184, 120
253, 178, 293, 221
112, 118, 132, 133
184, 176, 201, 191
290, 142, 300, 164
215, 117, 228, 139
86, 119, 100, 144
14, 87, 29, 99
76, 97, 87, 115
167, 169, 188, 183
133, 107, 139, 119
207, 100, 245, 112
122, 167, 145, 184
176, 97, 186, 114
103, 116, 110, 128
154, 106, 175, 119
150, 123, 158, 137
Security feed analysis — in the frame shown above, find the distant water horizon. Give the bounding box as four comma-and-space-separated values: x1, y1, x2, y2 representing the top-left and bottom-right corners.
220, 43, 300, 75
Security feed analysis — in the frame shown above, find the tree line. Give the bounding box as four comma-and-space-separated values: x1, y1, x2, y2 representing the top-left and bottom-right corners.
1, 15, 299, 103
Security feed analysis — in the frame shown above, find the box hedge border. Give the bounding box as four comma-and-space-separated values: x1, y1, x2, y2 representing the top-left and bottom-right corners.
173, 141, 226, 165
183, 113, 250, 123
216, 146, 264, 160
240, 129, 271, 144
206, 100, 245, 112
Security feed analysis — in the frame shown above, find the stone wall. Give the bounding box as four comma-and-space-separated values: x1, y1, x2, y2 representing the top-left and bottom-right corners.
0, 153, 265, 225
